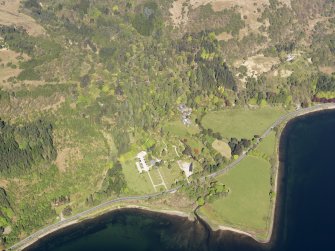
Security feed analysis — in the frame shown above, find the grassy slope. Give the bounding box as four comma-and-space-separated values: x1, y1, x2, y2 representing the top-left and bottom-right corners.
5, 104, 111, 240
201, 107, 286, 139
200, 156, 271, 235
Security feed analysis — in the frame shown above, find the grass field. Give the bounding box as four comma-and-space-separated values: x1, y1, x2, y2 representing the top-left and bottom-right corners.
149, 168, 164, 187
212, 139, 231, 159
257, 131, 276, 157
160, 163, 183, 187
163, 119, 200, 137
122, 160, 155, 195
184, 136, 204, 151
201, 107, 286, 139
199, 156, 271, 236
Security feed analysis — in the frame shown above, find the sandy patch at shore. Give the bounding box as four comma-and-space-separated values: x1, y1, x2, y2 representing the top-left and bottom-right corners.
219, 225, 253, 237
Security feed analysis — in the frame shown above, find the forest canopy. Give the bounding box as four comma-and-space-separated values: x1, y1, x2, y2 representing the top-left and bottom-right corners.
0, 119, 57, 176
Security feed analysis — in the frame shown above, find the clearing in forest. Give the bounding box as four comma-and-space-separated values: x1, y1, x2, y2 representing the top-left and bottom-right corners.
235, 54, 280, 80
0, 48, 29, 86
55, 147, 82, 172
212, 139, 231, 159
201, 107, 286, 139
0, 0, 45, 36
170, 0, 290, 37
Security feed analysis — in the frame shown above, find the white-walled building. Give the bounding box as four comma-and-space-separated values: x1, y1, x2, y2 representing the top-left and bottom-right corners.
136, 151, 150, 173
178, 160, 193, 178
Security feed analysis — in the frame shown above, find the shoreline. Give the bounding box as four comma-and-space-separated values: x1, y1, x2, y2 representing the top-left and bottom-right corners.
198, 103, 335, 246
12, 203, 262, 251
265, 103, 335, 246
14, 205, 193, 251
9, 103, 335, 251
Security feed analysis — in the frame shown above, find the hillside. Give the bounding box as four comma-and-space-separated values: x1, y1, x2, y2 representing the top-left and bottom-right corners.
0, 0, 334, 248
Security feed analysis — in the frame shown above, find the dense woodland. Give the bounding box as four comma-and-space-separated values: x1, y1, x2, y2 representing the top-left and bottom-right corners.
0, 188, 12, 246
0, 119, 56, 176
0, 0, 334, 247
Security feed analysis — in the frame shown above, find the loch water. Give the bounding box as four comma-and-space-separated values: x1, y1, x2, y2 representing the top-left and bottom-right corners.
26, 110, 335, 251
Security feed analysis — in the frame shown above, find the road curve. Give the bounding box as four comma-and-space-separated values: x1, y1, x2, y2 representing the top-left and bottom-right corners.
9, 103, 335, 250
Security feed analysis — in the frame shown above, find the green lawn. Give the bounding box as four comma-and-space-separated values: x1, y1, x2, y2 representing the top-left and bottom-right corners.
122, 160, 155, 195
212, 139, 231, 159
163, 120, 200, 137
257, 131, 276, 157
159, 161, 185, 187
199, 156, 271, 236
148, 168, 164, 186
201, 107, 286, 139
185, 136, 204, 151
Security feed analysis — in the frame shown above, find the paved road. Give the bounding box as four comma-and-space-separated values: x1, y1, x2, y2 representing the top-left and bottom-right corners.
9, 103, 335, 250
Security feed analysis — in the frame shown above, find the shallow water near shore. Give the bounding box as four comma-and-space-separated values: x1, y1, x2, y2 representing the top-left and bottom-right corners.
26, 110, 335, 251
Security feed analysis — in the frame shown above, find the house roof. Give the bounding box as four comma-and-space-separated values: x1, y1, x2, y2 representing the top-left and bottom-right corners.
178, 161, 193, 178
137, 151, 147, 159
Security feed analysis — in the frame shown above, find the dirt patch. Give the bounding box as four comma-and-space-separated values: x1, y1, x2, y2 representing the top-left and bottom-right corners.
170, 0, 189, 28
319, 66, 335, 75
41, 95, 66, 111
0, 179, 9, 188
55, 147, 82, 172
212, 139, 231, 159
280, 69, 293, 78
303, 15, 331, 45
145, 192, 195, 211
170, 0, 289, 39
216, 31, 233, 41
235, 54, 279, 79
0, 0, 45, 36
0, 48, 29, 85
279, 0, 291, 8
273, 69, 293, 78
210, 0, 270, 39
3, 226, 12, 235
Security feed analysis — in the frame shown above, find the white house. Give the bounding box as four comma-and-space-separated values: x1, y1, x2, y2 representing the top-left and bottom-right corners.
286, 54, 295, 62
136, 151, 150, 173
178, 160, 193, 178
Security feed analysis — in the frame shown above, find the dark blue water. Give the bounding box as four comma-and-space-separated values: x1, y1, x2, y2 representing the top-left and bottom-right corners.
26, 110, 335, 251
272, 110, 335, 251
